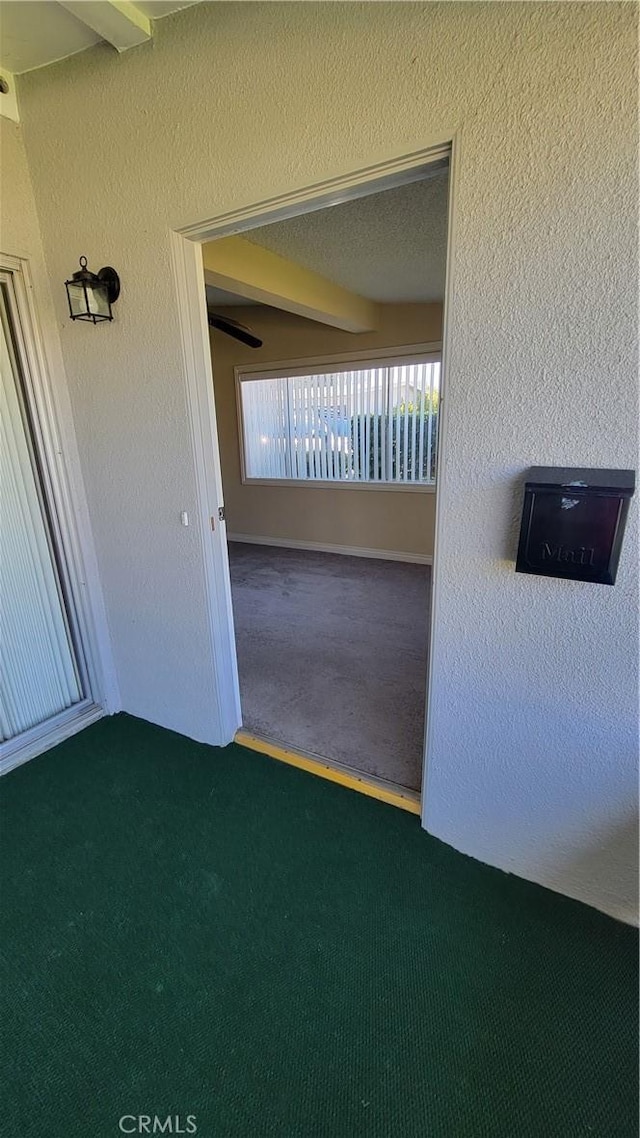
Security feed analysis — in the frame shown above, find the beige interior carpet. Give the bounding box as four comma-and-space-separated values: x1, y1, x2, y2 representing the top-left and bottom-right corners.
228, 542, 431, 790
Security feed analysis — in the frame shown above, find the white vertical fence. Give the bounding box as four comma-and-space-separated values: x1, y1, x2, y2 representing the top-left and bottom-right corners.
240, 360, 440, 484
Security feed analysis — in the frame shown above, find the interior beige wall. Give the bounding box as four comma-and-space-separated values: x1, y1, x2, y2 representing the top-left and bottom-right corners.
210, 302, 442, 556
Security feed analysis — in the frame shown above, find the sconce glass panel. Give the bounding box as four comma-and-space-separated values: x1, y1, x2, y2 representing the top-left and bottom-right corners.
65, 258, 117, 323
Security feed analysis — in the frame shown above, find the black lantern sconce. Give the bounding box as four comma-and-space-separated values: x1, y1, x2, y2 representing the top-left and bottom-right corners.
65, 256, 120, 323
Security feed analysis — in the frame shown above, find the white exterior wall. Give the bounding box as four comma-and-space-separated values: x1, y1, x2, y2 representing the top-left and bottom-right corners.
16, 2, 638, 921
0, 115, 118, 719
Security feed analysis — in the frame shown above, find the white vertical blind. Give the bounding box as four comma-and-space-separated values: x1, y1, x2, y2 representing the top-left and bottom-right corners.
0, 284, 82, 742
240, 360, 440, 484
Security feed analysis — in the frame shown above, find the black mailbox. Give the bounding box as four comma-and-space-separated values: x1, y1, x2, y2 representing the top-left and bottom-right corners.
516, 467, 635, 585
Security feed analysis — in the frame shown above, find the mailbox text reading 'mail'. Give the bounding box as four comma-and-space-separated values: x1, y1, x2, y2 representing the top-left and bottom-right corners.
540, 542, 595, 567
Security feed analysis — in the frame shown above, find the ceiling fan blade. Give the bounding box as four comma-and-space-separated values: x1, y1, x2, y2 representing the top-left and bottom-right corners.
207, 312, 263, 349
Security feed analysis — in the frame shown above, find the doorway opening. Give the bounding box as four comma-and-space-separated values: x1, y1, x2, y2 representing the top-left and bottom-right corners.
171, 141, 454, 811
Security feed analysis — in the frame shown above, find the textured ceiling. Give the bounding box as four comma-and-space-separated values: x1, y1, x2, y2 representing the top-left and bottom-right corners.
245, 170, 449, 304
0, 2, 101, 73
0, 1, 201, 74
206, 286, 254, 309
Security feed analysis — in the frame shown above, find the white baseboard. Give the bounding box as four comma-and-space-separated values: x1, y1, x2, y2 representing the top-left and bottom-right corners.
227, 533, 433, 565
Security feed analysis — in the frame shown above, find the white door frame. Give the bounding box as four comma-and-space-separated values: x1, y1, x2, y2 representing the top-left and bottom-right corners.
169, 138, 459, 817
0, 253, 119, 774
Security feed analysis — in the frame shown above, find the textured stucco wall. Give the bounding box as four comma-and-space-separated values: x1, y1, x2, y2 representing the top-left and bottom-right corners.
0, 116, 116, 712
1, 117, 46, 261
210, 302, 441, 555
16, 2, 638, 920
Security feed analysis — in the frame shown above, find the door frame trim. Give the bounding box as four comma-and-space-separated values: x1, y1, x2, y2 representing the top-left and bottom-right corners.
0, 703, 103, 776
169, 138, 458, 820
0, 252, 117, 769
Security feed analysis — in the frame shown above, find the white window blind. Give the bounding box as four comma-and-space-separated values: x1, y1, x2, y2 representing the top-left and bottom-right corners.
239, 359, 440, 485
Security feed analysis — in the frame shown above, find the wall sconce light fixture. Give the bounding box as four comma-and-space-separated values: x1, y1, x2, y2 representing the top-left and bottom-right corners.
65, 256, 120, 323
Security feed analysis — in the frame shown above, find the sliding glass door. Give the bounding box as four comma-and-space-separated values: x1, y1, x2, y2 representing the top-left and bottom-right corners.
0, 270, 85, 746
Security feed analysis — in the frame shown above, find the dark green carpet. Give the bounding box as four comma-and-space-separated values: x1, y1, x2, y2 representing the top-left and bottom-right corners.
1, 715, 637, 1137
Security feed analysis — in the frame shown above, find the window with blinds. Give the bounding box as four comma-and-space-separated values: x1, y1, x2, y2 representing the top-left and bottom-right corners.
237, 355, 440, 486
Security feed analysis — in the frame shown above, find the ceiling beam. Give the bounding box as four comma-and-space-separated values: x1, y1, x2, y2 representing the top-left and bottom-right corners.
202, 237, 379, 334
57, 2, 152, 53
